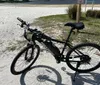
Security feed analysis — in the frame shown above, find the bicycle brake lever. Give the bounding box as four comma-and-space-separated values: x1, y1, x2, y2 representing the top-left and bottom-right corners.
17, 24, 24, 28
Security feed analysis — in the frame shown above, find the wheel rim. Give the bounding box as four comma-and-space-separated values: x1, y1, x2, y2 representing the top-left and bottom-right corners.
14, 46, 38, 73
68, 45, 100, 71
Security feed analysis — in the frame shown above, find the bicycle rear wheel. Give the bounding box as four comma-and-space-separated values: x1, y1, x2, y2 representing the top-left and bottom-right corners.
11, 44, 40, 75
66, 43, 100, 73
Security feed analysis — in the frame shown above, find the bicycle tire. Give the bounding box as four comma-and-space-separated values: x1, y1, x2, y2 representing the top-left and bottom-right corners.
11, 44, 40, 75
66, 43, 100, 73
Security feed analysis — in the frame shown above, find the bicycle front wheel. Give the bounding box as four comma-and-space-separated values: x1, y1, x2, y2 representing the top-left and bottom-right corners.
11, 44, 40, 75
66, 43, 100, 73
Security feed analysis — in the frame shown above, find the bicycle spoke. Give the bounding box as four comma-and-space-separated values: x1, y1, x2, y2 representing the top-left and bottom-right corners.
11, 45, 40, 74
67, 43, 100, 72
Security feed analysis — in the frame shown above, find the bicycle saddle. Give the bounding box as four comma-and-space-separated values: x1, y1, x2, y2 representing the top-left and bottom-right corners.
64, 22, 84, 30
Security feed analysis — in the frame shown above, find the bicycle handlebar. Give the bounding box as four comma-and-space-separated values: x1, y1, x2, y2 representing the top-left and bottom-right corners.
17, 17, 22, 22
17, 17, 65, 43
17, 17, 25, 23
17, 17, 27, 27
17, 17, 38, 32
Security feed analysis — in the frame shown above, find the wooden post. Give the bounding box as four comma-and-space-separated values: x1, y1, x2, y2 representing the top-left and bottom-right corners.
76, 3, 81, 23
76, 0, 82, 32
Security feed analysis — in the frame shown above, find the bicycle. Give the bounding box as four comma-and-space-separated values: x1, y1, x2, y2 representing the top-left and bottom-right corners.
11, 17, 100, 76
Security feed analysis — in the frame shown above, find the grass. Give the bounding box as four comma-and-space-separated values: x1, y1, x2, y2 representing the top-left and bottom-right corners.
6, 13, 100, 52
5, 32, 33, 51
32, 14, 100, 45
6, 40, 27, 51
6, 45, 17, 51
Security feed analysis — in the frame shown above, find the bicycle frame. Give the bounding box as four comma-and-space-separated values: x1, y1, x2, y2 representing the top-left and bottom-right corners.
13, 17, 100, 80
28, 27, 74, 63
17, 17, 81, 63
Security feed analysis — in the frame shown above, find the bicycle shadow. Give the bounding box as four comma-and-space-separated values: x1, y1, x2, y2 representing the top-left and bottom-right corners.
20, 65, 65, 85
20, 65, 100, 85
61, 67, 100, 85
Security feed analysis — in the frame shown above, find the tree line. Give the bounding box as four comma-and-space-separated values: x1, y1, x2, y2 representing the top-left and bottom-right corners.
0, 0, 29, 2
0, 0, 52, 2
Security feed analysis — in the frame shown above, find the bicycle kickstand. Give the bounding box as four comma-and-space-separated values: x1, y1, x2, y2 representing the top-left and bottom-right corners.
73, 62, 81, 82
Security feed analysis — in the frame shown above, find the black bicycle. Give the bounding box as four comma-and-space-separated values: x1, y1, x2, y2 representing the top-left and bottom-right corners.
11, 17, 100, 75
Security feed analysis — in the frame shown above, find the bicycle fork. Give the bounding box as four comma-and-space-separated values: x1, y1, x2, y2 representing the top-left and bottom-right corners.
25, 44, 35, 62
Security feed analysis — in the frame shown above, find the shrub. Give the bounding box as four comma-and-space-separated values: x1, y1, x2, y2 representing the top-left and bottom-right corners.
67, 4, 77, 20
86, 10, 100, 18
96, 11, 100, 18
86, 10, 93, 17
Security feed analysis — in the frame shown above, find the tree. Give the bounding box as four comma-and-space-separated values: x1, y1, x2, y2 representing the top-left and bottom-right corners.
23, 0, 29, 2
9, 0, 14, 2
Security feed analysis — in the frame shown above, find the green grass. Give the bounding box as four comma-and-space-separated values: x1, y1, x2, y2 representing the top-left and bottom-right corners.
32, 14, 100, 44
33, 14, 72, 28
6, 14, 100, 52
6, 40, 27, 51
6, 45, 17, 51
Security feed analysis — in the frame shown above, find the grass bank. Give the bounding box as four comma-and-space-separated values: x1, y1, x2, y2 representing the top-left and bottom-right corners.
32, 14, 100, 45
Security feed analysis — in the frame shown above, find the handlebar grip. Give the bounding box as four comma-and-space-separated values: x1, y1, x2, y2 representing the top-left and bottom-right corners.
17, 17, 23, 23
17, 17, 27, 27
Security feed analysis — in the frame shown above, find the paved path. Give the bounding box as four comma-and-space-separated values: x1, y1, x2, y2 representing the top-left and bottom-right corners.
0, 4, 100, 85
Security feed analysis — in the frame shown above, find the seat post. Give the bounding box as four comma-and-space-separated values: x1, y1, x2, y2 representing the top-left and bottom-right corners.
61, 27, 74, 55
66, 27, 74, 42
